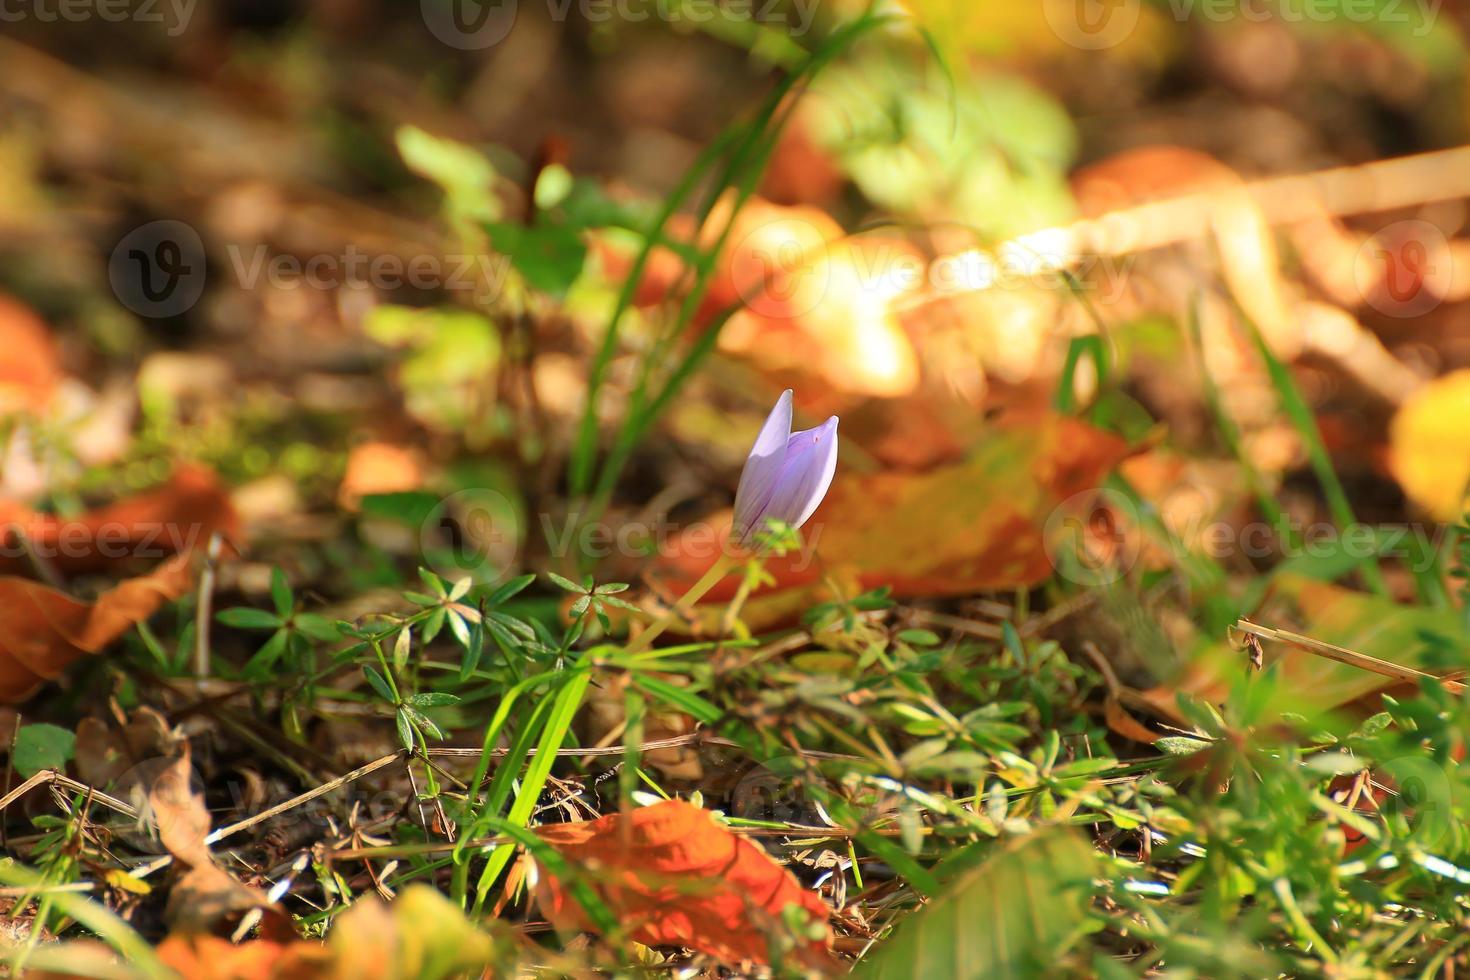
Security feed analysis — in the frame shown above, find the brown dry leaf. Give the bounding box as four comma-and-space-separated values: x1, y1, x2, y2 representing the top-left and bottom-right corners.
0, 464, 238, 577
0, 293, 63, 416
75, 706, 178, 787
0, 555, 198, 703
534, 800, 833, 969
1388, 369, 1470, 520
148, 747, 282, 935
1104, 697, 1161, 745
648, 414, 1130, 630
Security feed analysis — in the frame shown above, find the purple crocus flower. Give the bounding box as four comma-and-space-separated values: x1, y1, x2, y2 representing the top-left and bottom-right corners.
731, 390, 838, 547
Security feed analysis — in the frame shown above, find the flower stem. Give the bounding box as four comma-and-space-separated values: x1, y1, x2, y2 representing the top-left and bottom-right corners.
628, 552, 737, 652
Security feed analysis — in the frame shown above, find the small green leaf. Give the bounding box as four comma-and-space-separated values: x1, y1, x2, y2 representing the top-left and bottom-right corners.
597, 594, 642, 614
569, 595, 591, 617
407, 692, 462, 708
485, 222, 587, 297
460, 624, 485, 682
242, 629, 291, 677
393, 627, 414, 672
395, 708, 416, 753
269, 569, 293, 618
13, 724, 77, 778
402, 706, 445, 741
364, 666, 397, 704
1156, 736, 1213, 757
422, 607, 446, 644
487, 574, 536, 605
448, 611, 472, 649
593, 582, 629, 595
545, 572, 583, 594
488, 611, 536, 640
216, 608, 285, 631
897, 629, 941, 647
294, 614, 341, 643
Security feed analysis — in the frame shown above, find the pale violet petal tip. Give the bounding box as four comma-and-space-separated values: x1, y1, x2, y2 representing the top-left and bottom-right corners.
731, 390, 796, 539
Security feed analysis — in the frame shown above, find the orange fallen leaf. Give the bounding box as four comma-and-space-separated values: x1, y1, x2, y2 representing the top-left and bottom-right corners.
0, 554, 198, 703
648, 414, 1130, 629
601, 197, 921, 397
720, 236, 924, 398
157, 932, 325, 980
338, 442, 426, 511
0, 294, 62, 416
534, 800, 832, 968
0, 464, 237, 577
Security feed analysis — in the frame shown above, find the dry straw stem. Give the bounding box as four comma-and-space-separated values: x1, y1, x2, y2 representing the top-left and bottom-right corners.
989, 146, 1470, 277
1232, 619, 1467, 695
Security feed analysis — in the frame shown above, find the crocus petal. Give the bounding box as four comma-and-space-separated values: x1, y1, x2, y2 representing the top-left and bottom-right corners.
744, 415, 838, 540
731, 389, 793, 538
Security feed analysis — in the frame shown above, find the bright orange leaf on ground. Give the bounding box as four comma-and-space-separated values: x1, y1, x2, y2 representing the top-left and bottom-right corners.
0, 554, 197, 702
647, 414, 1130, 630
533, 800, 833, 968
157, 932, 325, 980
0, 464, 237, 576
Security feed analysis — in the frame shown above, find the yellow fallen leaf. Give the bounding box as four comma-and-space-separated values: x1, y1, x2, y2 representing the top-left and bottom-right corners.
1389, 369, 1470, 520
